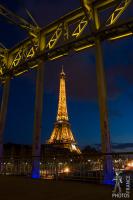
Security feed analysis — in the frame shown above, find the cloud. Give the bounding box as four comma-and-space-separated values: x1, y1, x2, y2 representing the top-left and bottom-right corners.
94, 143, 133, 152
43, 54, 98, 101
42, 56, 128, 101
20, 56, 132, 102
112, 143, 133, 150
106, 64, 133, 99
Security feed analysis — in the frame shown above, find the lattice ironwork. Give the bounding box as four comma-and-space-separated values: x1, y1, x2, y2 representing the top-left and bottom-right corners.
0, 0, 132, 81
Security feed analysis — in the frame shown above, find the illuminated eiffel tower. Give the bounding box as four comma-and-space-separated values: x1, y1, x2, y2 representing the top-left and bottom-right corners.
47, 67, 81, 154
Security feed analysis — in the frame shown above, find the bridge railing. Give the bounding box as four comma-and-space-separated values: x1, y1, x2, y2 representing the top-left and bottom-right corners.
0, 153, 133, 184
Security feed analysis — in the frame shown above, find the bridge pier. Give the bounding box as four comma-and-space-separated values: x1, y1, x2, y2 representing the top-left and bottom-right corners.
95, 37, 113, 184
0, 79, 10, 171
32, 61, 44, 179
94, 9, 113, 184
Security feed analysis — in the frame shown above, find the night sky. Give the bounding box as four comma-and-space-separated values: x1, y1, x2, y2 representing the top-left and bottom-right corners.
0, 0, 133, 151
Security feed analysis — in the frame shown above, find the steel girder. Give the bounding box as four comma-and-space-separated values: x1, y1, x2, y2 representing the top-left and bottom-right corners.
0, 0, 132, 82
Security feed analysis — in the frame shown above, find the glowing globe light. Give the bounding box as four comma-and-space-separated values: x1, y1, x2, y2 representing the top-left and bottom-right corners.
64, 167, 70, 173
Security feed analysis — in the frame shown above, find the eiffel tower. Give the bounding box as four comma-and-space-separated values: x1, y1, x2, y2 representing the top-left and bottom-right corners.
47, 67, 81, 154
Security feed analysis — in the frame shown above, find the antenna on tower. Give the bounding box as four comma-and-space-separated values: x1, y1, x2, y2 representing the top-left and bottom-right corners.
62, 65, 64, 72
61, 65, 65, 76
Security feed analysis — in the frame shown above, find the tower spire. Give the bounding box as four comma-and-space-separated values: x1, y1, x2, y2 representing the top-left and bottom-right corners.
61, 65, 65, 75
56, 66, 68, 121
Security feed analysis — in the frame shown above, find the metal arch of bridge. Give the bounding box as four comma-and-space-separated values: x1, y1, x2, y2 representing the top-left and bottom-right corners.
0, 0, 133, 181
0, 0, 133, 80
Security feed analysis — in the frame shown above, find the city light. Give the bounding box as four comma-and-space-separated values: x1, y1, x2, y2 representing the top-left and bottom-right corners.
127, 161, 133, 167
125, 160, 133, 170
64, 167, 70, 173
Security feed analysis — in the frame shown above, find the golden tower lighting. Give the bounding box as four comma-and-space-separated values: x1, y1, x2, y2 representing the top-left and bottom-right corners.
47, 67, 81, 154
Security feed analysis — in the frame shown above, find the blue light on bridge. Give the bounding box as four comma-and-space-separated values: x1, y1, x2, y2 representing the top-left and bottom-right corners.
32, 169, 40, 179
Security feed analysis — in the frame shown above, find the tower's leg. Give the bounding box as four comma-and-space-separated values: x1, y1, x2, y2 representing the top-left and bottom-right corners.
32, 61, 44, 178
95, 37, 113, 184
0, 79, 10, 172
